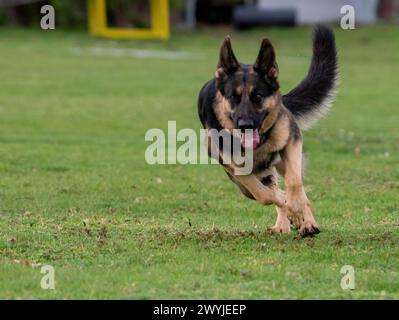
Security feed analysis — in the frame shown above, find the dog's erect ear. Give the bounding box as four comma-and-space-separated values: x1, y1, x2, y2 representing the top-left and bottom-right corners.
253, 38, 278, 79
217, 36, 239, 74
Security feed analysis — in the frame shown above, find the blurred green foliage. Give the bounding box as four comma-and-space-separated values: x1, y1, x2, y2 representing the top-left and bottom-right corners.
48, 0, 87, 28
0, 0, 184, 28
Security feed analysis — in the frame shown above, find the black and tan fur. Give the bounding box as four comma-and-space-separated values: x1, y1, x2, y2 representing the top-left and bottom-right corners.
198, 26, 338, 237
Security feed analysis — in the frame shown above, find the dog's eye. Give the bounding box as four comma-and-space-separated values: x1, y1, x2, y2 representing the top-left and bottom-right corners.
228, 93, 241, 104
252, 94, 263, 103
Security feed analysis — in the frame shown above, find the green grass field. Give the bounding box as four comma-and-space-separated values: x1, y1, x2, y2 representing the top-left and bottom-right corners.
0, 25, 398, 299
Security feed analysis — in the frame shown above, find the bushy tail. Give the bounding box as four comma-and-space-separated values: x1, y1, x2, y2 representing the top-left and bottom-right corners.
282, 25, 338, 130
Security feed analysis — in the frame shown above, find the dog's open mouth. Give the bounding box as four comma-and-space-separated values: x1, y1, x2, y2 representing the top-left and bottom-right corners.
240, 129, 260, 149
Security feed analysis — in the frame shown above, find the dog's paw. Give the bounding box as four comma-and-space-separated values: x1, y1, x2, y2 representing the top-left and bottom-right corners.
270, 220, 291, 234
286, 196, 307, 216
299, 220, 320, 238
286, 201, 309, 229
287, 211, 304, 229
285, 195, 307, 226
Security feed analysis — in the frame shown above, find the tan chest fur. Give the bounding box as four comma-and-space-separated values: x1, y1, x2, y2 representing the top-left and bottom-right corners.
254, 113, 290, 158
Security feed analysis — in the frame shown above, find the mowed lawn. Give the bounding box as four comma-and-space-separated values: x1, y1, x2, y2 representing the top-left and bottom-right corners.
0, 25, 398, 299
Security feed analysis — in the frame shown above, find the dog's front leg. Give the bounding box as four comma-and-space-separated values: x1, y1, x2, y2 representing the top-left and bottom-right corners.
228, 168, 291, 234
211, 138, 288, 231
225, 166, 291, 234
212, 138, 285, 207
227, 168, 286, 207
280, 138, 320, 237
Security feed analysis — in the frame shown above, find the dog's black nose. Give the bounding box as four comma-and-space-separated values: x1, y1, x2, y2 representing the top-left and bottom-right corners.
238, 119, 254, 130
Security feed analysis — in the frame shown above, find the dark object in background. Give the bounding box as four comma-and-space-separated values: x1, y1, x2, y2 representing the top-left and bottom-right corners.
233, 5, 296, 29
196, 0, 245, 25
196, 3, 233, 25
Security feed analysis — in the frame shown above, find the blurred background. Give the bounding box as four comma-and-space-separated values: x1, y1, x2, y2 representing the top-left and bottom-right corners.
0, 0, 398, 30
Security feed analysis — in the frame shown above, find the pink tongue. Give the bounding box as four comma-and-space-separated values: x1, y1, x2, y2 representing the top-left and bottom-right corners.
240, 129, 260, 149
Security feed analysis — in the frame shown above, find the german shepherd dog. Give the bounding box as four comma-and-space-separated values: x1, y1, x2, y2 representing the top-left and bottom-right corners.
197, 26, 338, 237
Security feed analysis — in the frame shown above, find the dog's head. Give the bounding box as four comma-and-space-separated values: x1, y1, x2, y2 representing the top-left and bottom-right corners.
215, 36, 280, 149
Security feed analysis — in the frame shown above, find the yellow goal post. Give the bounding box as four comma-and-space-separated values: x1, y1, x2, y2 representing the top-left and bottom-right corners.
87, 0, 170, 40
